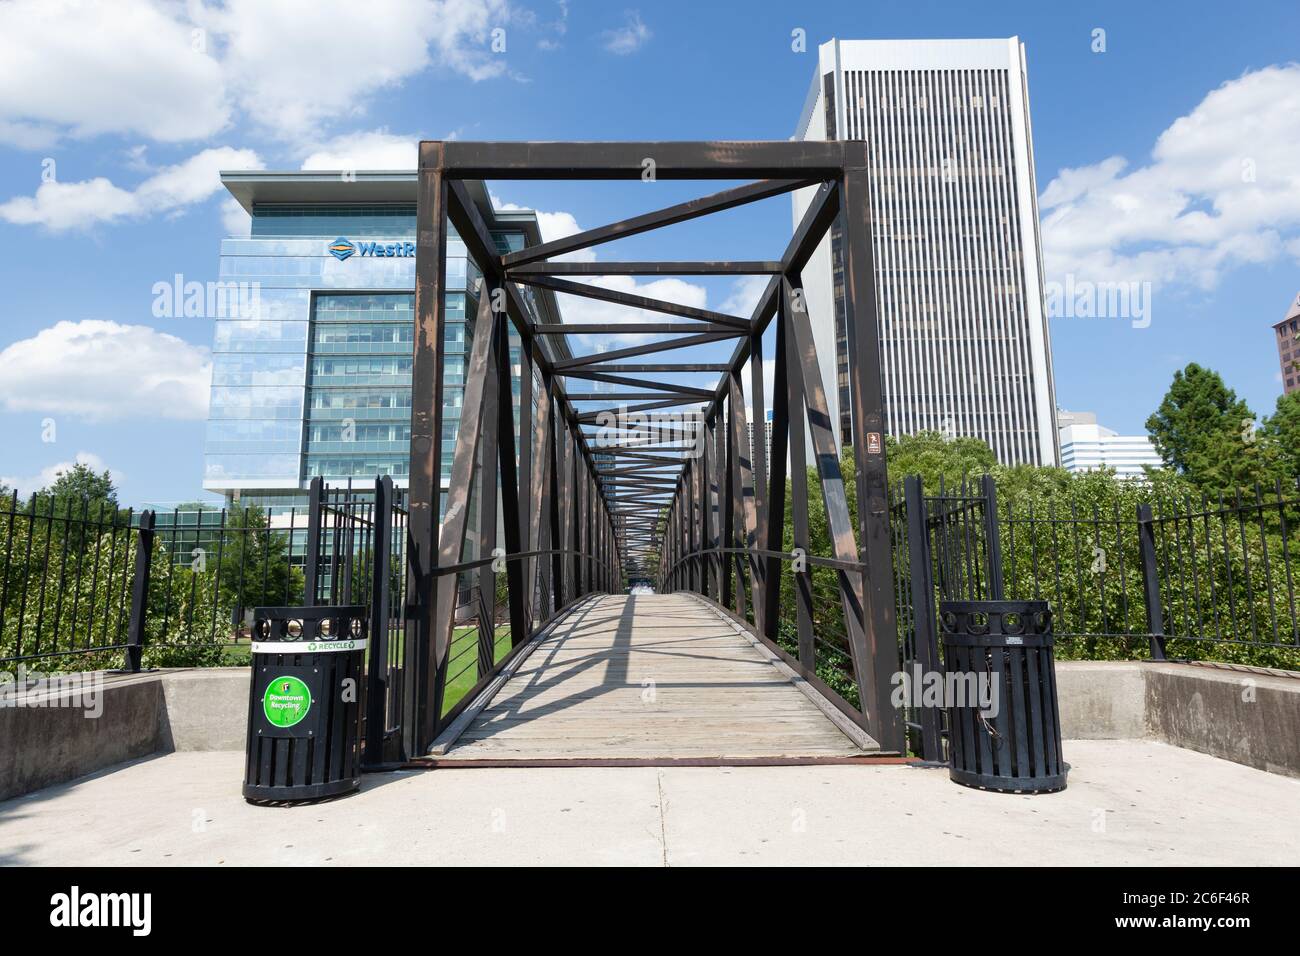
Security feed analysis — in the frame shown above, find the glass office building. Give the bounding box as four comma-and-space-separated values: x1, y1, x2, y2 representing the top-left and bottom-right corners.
207, 172, 558, 517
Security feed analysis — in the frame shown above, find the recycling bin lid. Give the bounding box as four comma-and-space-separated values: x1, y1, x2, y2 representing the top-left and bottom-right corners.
250, 605, 368, 655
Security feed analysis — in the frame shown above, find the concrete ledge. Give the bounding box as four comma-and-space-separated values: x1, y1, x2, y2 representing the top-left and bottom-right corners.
1143, 663, 1300, 777
158, 669, 250, 752
0, 668, 249, 802
1055, 662, 1148, 739
3, 660, 1297, 800
1055, 660, 1300, 778
1, 672, 163, 802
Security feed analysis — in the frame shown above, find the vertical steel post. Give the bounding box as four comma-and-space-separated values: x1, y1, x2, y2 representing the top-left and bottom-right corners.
124, 509, 155, 673
494, 307, 528, 650
475, 295, 502, 679
981, 473, 1005, 601
839, 149, 906, 754
702, 413, 716, 600
365, 476, 393, 765
517, 332, 534, 632
728, 369, 760, 623
904, 476, 941, 760
763, 298, 790, 644
750, 333, 769, 622
1137, 503, 1168, 660
783, 297, 815, 669
303, 476, 324, 607
713, 409, 726, 602
406, 149, 448, 756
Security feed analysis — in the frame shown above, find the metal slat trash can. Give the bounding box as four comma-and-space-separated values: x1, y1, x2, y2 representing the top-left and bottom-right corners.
939, 600, 1067, 794
244, 605, 367, 803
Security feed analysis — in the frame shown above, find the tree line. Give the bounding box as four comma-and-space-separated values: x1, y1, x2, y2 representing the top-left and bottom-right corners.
760, 362, 1300, 703
1, 464, 302, 670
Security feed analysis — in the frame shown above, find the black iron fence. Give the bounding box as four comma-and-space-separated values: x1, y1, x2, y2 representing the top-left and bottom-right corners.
0, 493, 143, 670
891, 474, 1300, 759
1004, 484, 1300, 657
9, 467, 1298, 764
0, 472, 621, 766
0, 477, 409, 673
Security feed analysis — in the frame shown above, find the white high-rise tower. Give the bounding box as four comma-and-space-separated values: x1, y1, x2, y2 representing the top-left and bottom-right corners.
794, 37, 1059, 466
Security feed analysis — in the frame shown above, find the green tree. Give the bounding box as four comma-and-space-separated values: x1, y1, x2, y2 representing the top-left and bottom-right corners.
1262, 390, 1300, 486
216, 505, 302, 616
28, 463, 125, 553
169, 500, 220, 513
885, 430, 998, 490
32, 462, 119, 516
1145, 363, 1283, 491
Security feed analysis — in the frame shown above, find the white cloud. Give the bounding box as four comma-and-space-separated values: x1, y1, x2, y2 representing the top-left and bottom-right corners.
560, 276, 709, 320
0, 146, 262, 231
492, 193, 593, 261
720, 275, 771, 318
1039, 64, 1300, 292
601, 10, 651, 55
301, 130, 419, 170
535, 0, 568, 50
0, 0, 230, 147
0, 321, 211, 422
221, 197, 252, 236
0, 1, 518, 149
556, 275, 710, 351
1, 452, 124, 499
194, 0, 513, 139
1039, 156, 1127, 211
489, 195, 711, 348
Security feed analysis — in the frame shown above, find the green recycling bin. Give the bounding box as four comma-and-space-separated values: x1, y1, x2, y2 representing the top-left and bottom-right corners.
244, 605, 367, 803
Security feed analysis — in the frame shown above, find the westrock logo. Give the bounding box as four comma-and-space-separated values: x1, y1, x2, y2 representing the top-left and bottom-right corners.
329, 237, 416, 261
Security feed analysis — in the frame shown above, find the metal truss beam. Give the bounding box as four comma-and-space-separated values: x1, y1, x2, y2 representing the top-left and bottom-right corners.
410, 139, 902, 757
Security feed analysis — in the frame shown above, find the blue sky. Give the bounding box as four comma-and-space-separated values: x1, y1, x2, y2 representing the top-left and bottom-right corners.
0, 0, 1298, 505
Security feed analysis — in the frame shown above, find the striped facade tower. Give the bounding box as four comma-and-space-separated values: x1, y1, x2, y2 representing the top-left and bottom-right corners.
794, 37, 1059, 466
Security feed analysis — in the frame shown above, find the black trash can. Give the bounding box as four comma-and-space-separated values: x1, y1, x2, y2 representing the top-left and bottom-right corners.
244, 605, 367, 803
939, 599, 1067, 794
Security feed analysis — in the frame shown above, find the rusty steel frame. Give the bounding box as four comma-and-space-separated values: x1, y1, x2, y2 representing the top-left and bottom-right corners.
409, 141, 905, 756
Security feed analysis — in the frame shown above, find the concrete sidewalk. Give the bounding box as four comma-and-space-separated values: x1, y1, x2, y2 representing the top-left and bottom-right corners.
1, 740, 1295, 866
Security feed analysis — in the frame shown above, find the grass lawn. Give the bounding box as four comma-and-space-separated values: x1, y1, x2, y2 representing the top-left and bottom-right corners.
442, 624, 512, 716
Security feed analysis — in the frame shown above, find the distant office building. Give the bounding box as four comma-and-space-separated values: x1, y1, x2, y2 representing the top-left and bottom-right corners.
1058, 410, 1161, 478
1274, 292, 1300, 395
794, 37, 1058, 466
209, 171, 564, 520
747, 409, 774, 472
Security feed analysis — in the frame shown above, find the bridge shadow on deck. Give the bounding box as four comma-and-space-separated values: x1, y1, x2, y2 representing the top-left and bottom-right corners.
438, 594, 869, 761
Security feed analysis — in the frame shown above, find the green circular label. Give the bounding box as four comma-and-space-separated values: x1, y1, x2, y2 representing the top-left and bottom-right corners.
263, 675, 312, 728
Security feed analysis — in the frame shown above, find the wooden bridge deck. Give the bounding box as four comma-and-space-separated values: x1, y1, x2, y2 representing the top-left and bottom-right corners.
434, 594, 875, 761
